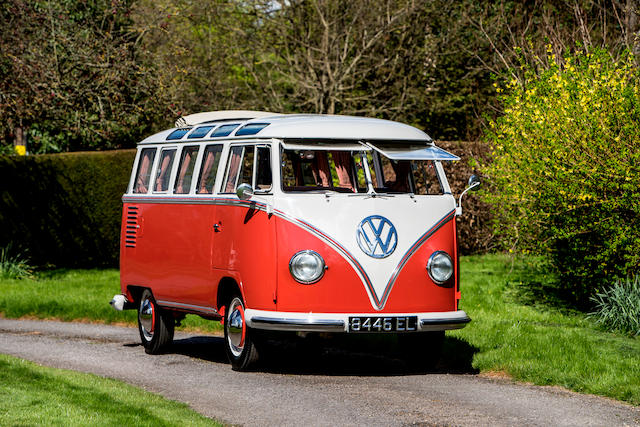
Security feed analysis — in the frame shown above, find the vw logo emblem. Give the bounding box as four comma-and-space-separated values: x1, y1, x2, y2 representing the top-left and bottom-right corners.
356, 215, 398, 258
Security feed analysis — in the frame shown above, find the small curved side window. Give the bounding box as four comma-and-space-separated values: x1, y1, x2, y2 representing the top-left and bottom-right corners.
133, 148, 157, 194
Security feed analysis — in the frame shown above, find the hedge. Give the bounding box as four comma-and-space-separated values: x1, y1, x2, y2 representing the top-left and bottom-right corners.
0, 143, 490, 269
0, 150, 135, 268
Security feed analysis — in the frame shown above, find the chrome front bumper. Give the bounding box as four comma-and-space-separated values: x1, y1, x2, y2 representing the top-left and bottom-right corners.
244, 309, 471, 333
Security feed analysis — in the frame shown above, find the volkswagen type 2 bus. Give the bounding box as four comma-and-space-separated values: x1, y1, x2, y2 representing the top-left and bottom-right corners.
111, 110, 475, 370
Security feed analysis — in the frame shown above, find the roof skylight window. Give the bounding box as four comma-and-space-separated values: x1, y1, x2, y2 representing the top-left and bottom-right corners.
235, 123, 269, 136
188, 126, 215, 139
211, 124, 240, 137
166, 128, 191, 140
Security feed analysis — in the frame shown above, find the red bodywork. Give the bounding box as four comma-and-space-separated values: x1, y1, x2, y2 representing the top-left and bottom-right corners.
120, 199, 458, 315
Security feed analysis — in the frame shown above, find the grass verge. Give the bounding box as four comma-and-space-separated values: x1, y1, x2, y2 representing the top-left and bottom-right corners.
451, 254, 640, 405
0, 269, 220, 332
0, 353, 220, 426
0, 255, 638, 405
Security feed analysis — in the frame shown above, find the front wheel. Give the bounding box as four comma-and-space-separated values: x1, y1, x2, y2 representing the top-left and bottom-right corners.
224, 294, 260, 371
138, 289, 174, 354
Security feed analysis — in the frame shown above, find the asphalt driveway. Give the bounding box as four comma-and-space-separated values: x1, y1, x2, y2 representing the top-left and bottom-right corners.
0, 318, 638, 426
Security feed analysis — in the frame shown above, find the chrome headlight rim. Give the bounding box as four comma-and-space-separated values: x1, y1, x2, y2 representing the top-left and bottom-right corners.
427, 250, 454, 285
289, 250, 326, 284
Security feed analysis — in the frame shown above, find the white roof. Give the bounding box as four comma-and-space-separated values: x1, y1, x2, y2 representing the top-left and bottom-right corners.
142, 112, 433, 144
256, 114, 431, 141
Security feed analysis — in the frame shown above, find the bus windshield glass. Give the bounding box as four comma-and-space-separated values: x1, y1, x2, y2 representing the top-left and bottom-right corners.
281, 149, 443, 195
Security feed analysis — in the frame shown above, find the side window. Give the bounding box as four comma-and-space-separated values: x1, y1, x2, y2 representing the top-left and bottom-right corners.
223, 146, 244, 193
238, 146, 255, 188
174, 146, 199, 194
154, 148, 176, 192
222, 145, 272, 193
255, 147, 272, 191
133, 148, 157, 194
197, 144, 223, 194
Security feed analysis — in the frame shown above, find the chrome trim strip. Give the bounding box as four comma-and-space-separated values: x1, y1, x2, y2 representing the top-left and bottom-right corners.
421, 316, 471, 326
122, 195, 262, 205
156, 300, 219, 316
250, 317, 345, 332
246, 309, 470, 332
420, 315, 471, 331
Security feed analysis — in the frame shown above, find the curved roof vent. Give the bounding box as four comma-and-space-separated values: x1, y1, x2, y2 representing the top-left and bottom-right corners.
175, 110, 279, 127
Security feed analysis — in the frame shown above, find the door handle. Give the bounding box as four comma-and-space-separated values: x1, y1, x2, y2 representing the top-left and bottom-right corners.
213, 223, 221, 232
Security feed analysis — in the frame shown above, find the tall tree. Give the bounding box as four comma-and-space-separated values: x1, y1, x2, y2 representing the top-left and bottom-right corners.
0, 0, 163, 153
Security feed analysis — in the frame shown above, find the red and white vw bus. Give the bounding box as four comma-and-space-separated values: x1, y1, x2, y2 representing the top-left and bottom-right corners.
111, 110, 476, 370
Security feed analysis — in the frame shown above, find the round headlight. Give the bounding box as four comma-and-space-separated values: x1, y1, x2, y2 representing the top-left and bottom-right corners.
427, 251, 453, 285
289, 250, 326, 284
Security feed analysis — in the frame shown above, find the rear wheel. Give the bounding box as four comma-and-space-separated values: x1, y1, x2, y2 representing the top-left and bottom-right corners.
397, 331, 444, 369
138, 289, 174, 354
224, 294, 260, 371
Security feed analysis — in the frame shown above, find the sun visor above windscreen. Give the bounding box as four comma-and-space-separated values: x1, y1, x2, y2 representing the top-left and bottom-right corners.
280, 141, 372, 151
365, 142, 460, 161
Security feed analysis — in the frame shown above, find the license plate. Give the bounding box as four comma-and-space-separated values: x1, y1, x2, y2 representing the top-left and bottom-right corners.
348, 316, 418, 332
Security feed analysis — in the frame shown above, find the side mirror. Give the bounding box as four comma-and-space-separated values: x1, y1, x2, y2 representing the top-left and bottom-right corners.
236, 183, 254, 201
468, 174, 481, 190
456, 174, 481, 216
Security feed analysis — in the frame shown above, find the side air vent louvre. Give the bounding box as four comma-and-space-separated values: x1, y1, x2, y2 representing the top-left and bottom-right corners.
125, 206, 139, 248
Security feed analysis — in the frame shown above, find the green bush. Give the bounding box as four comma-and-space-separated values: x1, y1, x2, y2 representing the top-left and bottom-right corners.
482, 48, 640, 306
590, 276, 640, 336
0, 150, 135, 268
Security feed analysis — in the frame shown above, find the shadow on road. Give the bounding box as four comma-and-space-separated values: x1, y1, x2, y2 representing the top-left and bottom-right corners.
159, 333, 478, 376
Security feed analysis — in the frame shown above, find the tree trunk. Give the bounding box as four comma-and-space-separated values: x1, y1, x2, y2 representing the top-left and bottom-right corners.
13, 126, 27, 155
626, 0, 640, 56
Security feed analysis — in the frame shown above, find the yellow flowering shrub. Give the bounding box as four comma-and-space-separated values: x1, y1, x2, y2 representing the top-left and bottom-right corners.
483, 49, 640, 306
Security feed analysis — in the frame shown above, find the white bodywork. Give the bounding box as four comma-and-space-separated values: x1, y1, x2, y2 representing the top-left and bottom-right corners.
272, 193, 456, 310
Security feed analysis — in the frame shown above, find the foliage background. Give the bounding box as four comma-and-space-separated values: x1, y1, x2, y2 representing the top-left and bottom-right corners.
482, 49, 640, 306
4, 0, 639, 152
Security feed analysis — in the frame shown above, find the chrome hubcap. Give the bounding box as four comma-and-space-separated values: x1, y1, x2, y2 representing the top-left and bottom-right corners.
227, 298, 245, 357
139, 298, 154, 341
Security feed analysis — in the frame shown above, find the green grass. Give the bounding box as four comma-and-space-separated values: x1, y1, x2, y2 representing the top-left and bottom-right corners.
0, 269, 221, 332
0, 256, 639, 405
0, 353, 220, 426
451, 254, 640, 405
